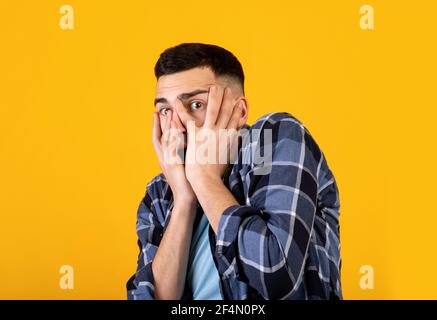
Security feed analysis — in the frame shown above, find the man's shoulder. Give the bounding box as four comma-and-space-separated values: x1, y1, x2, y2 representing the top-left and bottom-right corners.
244, 112, 314, 150
242, 112, 326, 178
249, 112, 305, 132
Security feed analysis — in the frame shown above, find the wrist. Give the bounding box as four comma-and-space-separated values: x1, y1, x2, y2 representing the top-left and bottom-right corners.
171, 184, 197, 207
190, 172, 222, 190
171, 201, 198, 227
173, 196, 197, 211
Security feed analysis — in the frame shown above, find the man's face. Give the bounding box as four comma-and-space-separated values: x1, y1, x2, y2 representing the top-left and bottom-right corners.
154, 66, 246, 144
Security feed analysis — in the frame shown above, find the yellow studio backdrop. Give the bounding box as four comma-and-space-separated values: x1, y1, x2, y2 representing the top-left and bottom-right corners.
0, 0, 436, 299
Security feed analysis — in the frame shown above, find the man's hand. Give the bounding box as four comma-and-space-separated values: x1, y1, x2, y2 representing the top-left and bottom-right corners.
175, 85, 244, 233
151, 109, 199, 300
175, 85, 243, 185
152, 109, 196, 206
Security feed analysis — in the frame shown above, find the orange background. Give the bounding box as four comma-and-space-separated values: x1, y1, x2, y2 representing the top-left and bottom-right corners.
0, 0, 436, 299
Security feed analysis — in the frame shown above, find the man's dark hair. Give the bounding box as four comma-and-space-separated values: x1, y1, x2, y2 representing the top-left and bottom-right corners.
154, 43, 245, 93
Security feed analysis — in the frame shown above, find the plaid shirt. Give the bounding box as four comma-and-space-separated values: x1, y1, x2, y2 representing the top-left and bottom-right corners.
126, 112, 342, 300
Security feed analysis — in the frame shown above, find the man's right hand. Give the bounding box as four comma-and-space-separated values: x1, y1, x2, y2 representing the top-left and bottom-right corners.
151, 109, 198, 299
152, 109, 196, 206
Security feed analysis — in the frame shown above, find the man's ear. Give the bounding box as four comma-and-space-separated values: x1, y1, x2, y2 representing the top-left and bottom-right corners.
236, 96, 249, 129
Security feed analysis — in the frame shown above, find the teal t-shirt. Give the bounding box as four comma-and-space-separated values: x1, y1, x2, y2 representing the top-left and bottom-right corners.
186, 213, 223, 300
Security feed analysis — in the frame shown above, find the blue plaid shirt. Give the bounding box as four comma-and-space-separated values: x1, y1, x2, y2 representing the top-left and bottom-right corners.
126, 112, 342, 300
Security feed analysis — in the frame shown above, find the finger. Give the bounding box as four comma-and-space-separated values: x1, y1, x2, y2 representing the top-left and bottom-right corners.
216, 87, 234, 128
169, 119, 183, 144
227, 101, 242, 130
169, 119, 176, 139
169, 120, 184, 165
152, 112, 164, 162
204, 85, 224, 128
161, 109, 172, 147
171, 108, 187, 133
165, 109, 172, 131
168, 120, 177, 147
152, 112, 162, 146
174, 99, 197, 139
185, 118, 197, 146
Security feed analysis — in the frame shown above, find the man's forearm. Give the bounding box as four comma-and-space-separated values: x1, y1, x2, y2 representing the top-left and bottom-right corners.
190, 175, 238, 234
151, 201, 197, 299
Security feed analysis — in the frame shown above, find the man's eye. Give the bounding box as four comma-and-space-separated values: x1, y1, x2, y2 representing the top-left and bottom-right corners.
159, 108, 169, 116
190, 101, 203, 110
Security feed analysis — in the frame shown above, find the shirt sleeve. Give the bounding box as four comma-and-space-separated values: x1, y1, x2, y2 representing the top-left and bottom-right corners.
214, 112, 323, 299
126, 190, 163, 300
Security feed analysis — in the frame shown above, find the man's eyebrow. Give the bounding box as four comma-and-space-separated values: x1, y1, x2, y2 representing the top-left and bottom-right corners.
177, 89, 209, 100
154, 89, 209, 106
154, 97, 168, 106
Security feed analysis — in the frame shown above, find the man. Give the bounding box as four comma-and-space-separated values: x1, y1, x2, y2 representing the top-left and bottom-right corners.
126, 43, 342, 300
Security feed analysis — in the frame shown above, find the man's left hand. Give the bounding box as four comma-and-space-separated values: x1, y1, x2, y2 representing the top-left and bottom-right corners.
175, 85, 243, 186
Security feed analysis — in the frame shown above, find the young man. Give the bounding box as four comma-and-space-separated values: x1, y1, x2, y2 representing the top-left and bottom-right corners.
126, 43, 342, 300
